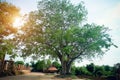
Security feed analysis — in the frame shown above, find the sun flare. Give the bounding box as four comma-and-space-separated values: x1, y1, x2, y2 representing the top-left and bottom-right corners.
13, 17, 24, 28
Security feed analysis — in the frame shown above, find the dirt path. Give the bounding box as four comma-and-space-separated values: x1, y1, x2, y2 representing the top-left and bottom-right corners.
0, 72, 86, 80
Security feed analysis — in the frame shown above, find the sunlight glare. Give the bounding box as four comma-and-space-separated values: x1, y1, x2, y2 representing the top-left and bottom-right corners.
13, 17, 24, 28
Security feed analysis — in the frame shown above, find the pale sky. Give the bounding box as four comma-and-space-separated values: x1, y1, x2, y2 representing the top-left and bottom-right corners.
5, 0, 120, 66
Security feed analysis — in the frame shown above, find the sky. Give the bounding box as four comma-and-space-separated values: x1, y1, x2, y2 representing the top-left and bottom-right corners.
5, 0, 120, 66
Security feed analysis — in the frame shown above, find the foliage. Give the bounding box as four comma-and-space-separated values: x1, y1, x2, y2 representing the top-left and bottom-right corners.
113, 63, 120, 76
19, 0, 116, 75
103, 65, 113, 76
71, 66, 91, 75
30, 61, 118, 79
46, 59, 52, 68
15, 61, 24, 65
25, 63, 29, 67
36, 60, 45, 71
74, 67, 81, 75
31, 59, 52, 72
0, 2, 20, 74
0, 2, 20, 59
79, 67, 92, 75
104, 65, 111, 71
30, 61, 36, 68
86, 63, 95, 74
94, 66, 105, 77
72, 63, 116, 78
112, 63, 120, 80
52, 61, 61, 71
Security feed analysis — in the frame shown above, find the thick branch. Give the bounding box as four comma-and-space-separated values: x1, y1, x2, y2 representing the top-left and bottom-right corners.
68, 44, 89, 65
45, 40, 62, 61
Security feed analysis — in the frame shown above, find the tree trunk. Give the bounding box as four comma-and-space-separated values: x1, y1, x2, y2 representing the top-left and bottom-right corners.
61, 60, 72, 75
66, 63, 72, 74
0, 54, 5, 73
61, 61, 67, 75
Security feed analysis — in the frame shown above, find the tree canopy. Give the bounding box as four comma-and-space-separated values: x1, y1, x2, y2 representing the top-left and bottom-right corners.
0, 2, 20, 60
19, 0, 116, 75
0, 2, 20, 74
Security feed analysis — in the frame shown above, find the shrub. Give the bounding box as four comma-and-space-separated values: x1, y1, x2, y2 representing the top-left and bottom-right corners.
15, 61, 24, 65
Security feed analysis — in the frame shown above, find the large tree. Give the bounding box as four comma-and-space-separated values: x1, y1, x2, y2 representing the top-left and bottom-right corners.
0, 2, 19, 73
20, 0, 116, 75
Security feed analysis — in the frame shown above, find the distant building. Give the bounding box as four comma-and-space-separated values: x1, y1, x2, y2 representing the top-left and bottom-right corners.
48, 66, 58, 73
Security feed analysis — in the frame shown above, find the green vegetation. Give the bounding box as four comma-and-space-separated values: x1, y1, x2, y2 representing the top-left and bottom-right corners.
15, 61, 24, 65
29, 60, 120, 79
0, 2, 19, 60
31, 59, 53, 72
18, 0, 116, 75
52, 61, 62, 71
0, 2, 20, 75
71, 63, 120, 79
0, 0, 117, 77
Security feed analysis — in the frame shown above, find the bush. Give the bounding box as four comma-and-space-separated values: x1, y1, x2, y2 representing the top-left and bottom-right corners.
52, 61, 61, 72
71, 66, 76, 75
36, 60, 46, 72
86, 63, 95, 74
75, 67, 81, 75
74, 67, 92, 76
31, 60, 52, 72
15, 61, 24, 65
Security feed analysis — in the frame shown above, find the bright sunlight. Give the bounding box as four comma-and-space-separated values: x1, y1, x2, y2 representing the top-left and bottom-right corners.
13, 17, 24, 28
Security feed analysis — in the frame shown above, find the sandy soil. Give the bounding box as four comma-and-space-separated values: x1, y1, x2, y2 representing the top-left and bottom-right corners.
0, 72, 87, 80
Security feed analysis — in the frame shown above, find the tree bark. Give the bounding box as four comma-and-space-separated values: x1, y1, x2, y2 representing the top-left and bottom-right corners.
61, 61, 67, 75
0, 54, 5, 73
66, 62, 72, 74
61, 60, 73, 75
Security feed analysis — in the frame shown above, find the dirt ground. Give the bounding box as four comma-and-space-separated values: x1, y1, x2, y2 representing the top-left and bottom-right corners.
0, 72, 87, 80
